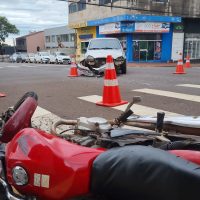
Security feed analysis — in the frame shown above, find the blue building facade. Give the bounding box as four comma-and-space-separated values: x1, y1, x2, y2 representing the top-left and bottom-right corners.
88, 14, 181, 63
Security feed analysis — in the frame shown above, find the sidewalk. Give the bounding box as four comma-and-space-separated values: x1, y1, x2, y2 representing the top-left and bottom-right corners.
127, 62, 200, 68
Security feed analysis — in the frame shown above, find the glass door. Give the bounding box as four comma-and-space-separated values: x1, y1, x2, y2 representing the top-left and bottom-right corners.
133, 40, 162, 62
139, 41, 148, 62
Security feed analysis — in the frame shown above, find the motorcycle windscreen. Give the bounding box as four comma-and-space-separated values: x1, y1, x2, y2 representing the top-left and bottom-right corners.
91, 145, 200, 200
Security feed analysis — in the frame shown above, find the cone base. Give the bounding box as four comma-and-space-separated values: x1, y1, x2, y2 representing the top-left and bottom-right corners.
68, 75, 79, 77
96, 100, 128, 107
173, 72, 186, 74
0, 93, 6, 97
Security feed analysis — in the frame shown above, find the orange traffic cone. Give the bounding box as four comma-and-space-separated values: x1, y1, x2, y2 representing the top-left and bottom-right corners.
0, 93, 6, 97
185, 55, 191, 68
68, 61, 79, 77
174, 56, 186, 74
96, 55, 128, 107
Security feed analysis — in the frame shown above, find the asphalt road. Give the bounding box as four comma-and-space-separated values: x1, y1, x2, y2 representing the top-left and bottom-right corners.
0, 62, 200, 120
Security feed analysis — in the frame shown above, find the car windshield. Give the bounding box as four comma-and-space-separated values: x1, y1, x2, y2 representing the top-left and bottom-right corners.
57, 53, 66, 56
88, 39, 121, 50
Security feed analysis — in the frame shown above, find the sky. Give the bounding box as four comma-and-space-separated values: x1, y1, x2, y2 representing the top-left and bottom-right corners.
0, 0, 68, 45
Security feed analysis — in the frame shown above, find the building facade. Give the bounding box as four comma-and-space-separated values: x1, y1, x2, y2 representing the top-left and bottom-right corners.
68, 0, 200, 62
44, 26, 76, 55
16, 31, 45, 53
26, 31, 45, 53
16, 36, 27, 52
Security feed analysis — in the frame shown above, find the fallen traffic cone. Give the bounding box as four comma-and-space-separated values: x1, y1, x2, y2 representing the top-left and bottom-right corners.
185, 55, 191, 68
96, 55, 128, 107
68, 61, 79, 77
173, 57, 186, 74
0, 93, 6, 97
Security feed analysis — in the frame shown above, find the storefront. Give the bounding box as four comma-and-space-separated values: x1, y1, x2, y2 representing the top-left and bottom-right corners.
69, 22, 96, 61
87, 14, 181, 62
183, 18, 200, 61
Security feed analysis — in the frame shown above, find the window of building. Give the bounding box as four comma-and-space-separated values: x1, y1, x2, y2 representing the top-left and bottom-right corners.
45, 36, 50, 43
69, 3, 78, 13
78, 0, 86, 11
70, 34, 75, 42
151, 0, 168, 3
52, 35, 55, 42
99, 0, 119, 5
69, 0, 86, 13
60, 34, 69, 42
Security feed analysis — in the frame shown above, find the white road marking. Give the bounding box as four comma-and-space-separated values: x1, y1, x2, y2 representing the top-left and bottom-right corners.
78, 95, 181, 116
32, 106, 51, 118
133, 88, 200, 103
177, 84, 200, 89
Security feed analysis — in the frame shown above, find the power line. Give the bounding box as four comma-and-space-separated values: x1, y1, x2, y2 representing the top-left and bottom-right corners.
57, 0, 200, 18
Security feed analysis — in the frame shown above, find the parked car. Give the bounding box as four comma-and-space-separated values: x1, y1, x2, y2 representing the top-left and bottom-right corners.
49, 52, 71, 64
34, 52, 50, 64
80, 38, 127, 74
25, 53, 35, 63
9, 52, 22, 63
20, 53, 27, 63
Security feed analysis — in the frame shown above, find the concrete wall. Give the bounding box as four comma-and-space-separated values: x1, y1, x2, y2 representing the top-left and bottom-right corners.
69, 0, 200, 25
26, 32, 45, 53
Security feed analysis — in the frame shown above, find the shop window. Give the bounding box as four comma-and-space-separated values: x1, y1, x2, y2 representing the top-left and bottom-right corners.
133, 33, 161, 40
81, 42, 89, 54
185, 33, 200, 60
151, 0, 168, 3
45, 36, 50, 43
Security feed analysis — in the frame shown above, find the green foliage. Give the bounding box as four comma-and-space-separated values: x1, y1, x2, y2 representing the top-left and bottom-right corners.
0, 16, 19, 45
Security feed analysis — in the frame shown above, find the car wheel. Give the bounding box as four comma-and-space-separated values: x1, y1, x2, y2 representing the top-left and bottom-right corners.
121, 61, 127, 74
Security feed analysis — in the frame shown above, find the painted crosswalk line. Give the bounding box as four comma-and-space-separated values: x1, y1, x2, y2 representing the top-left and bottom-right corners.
133, 88, 200, 103
32, 106, 69, 134
78, 95, 181, 116
177, 84, 200, 89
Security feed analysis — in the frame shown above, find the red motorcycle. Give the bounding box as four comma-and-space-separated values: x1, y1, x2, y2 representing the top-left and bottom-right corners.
1, 92, 200, 200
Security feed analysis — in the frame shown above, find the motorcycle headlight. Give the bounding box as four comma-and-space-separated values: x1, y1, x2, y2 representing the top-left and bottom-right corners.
12, 166, 28, 186
114, 56, 125, 66
86, 56, 95, 65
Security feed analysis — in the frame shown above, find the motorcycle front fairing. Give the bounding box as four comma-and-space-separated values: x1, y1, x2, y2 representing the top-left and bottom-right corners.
5, 128, 105, 200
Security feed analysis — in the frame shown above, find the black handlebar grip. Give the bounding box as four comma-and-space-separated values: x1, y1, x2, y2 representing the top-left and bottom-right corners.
118, 110, 133, 123
156, 112, 165, 133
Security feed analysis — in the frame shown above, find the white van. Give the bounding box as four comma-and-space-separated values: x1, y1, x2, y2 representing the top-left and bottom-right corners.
80, 38, 126, 74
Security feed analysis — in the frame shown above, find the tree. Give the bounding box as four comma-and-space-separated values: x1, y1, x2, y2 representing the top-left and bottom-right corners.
0, 16, 19, 54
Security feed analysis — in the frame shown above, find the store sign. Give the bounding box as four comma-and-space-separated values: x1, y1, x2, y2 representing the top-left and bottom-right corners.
121, 22, 135, 33
69, 22, 87, 29
135, 22, 170, 33
173, 23, 184, 33
99, 22, 121, 34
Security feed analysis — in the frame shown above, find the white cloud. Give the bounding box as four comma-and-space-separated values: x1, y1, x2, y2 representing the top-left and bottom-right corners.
0, 0, 68, 44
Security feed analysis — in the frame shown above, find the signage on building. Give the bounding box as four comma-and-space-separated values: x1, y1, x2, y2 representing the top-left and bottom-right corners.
69, 22, 87, 29
121, 22, 135, 33
79, 34, 93, 40
99, 22, 121, 34
173, 23, 184, 33
135, 22, 170, 33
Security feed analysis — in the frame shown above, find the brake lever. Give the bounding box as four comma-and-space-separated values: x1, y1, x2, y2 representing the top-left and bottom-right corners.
124, 96, 141, 113
116, 96, 141, 124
